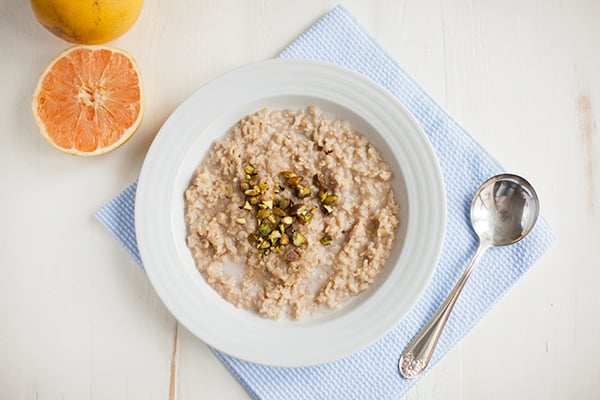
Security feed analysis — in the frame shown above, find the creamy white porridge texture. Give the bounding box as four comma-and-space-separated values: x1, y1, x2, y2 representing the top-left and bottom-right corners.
184, 107, 399, 320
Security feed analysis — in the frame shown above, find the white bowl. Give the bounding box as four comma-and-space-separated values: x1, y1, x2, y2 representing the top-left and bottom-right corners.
136, 59, 446, 367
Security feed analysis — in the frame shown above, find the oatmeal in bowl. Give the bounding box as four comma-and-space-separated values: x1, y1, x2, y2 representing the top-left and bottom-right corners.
136, 59, 445, 366
185, 106, 400, 320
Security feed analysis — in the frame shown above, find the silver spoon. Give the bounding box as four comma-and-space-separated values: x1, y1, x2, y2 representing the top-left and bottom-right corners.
399, 173, 540, 379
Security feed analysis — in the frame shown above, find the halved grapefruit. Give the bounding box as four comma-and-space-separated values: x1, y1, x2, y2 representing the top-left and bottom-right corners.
32, 45, 144, 156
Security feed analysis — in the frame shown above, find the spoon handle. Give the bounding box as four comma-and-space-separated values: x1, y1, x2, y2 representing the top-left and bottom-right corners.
399, 243, 488, 379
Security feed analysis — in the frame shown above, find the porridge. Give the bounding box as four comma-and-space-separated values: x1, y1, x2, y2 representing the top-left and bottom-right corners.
184, 107, 400, 320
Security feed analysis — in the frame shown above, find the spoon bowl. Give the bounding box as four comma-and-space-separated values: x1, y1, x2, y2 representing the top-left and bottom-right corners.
471, 174, 539, 247
399, 173, 539, 379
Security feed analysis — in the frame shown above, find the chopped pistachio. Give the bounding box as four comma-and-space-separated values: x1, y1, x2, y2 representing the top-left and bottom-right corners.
272, 207, 286, 217
280, 233, 290, 246
313, 173, 326, 188
258, 223, 272, 236
295, 186, 311, 198
288, 204, 307, 216
245, 165, 255, 175
320, 235, 333, 245
275, 197, 291, 210
298, 211, 313, 224
323, 195, 339, 206
242, 201, 252, 211
268, 230, 282, 241
319, 190, 329, 202
239, 182, 250, 191
286, 175, 303, 187
262, 200, 273, 209
323, 204, 334, 214
235, 218, 247, 225
279, 171, 297, 179
258, 180, 269, 192
259, 240, 271, 249
281, 216, 294, 225
244, 187, 260, 196
247, 196, 260, 205
257, 209, 272, 220
292, 231, 306, 247
248, 233, 259, 245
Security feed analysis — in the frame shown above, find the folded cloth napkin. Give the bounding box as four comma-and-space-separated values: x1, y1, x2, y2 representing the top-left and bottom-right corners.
97, 5, 554, 399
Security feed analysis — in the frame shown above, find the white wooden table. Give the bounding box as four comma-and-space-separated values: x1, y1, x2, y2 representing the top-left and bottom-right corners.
1, 1, 598, 399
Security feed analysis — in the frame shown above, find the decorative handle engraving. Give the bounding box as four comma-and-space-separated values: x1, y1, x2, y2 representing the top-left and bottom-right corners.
399, 351, 426, 379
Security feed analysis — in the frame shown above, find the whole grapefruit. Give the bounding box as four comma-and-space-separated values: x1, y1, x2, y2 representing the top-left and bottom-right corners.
31, 0, 144, 44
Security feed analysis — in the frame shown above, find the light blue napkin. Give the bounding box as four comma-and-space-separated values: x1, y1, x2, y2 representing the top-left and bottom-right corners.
97, 5, 554, 399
